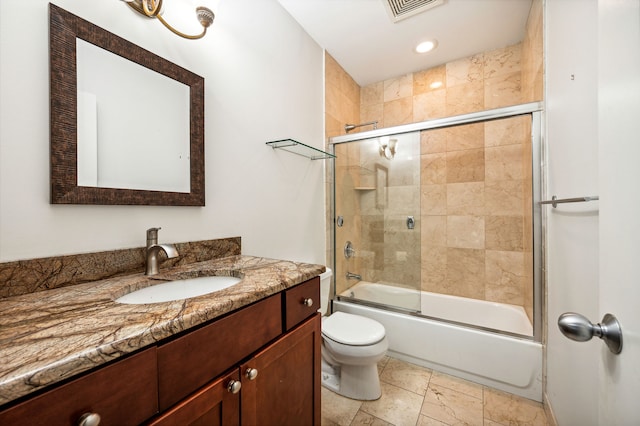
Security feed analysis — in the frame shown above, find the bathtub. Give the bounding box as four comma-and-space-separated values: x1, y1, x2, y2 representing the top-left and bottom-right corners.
335, 282, 543, 401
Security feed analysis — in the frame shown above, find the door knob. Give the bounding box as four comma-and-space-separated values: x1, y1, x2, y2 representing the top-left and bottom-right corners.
558, 312, 623, 354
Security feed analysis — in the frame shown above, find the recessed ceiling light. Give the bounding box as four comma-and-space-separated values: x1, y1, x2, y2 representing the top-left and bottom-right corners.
415, 40, 438, 54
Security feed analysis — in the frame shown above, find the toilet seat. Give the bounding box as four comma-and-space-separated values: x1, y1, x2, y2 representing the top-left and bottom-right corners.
322, 311, 385, 346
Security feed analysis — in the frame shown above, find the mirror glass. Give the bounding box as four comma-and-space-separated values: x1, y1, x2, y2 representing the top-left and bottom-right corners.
76, 39, 191, 193
49, 4, 205, 205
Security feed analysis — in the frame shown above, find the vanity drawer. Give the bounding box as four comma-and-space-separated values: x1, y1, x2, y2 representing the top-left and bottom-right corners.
284, 277, 320, 330
157, 294, 282, 411
0, 347, 158, 426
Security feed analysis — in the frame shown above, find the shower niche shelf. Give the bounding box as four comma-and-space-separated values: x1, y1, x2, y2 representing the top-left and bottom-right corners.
354, 187, 375, 191
266, 139, 335, 160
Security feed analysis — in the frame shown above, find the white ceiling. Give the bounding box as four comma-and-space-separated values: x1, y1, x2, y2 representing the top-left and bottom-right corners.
277, 0, 533, 86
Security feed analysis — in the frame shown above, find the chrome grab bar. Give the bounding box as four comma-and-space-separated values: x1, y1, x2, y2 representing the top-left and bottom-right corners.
539, 195, 599, 208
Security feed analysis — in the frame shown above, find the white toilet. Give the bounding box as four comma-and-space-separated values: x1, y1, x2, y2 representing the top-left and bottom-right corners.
319, 268, 388, 400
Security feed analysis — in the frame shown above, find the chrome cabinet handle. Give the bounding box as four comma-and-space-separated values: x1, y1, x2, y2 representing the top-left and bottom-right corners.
558, 312, 623, 354
245, 368, 259, 380
303, 298, 313, 307
227, 379, 242, 394
77, 413, 101, 426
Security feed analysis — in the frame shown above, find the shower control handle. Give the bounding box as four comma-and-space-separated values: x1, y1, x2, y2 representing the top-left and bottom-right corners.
406, 216, 415, 230
344, 241, 355, 258
558, 312, 622, 354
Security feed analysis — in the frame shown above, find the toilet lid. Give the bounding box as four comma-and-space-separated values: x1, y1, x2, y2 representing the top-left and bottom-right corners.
322, 311, 385, 345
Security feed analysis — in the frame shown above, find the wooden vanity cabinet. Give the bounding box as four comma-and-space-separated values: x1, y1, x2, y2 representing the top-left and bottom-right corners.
0, 347, 159, 426
153, 276, 321, 426
0, 276, 321, 426
148, 369, 240, 426
240, 314, 321, 426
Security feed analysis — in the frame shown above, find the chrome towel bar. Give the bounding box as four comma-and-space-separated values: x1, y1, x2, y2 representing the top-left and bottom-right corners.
539, 195, 599, 208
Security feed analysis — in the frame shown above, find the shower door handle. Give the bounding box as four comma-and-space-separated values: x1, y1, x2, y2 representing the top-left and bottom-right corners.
558, 312, 623, 354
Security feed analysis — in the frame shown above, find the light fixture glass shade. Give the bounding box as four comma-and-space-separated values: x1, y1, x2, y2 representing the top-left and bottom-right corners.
378, 137, 398, 159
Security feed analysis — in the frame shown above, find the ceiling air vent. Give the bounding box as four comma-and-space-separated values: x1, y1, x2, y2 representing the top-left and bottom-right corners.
383, 0, 446, 23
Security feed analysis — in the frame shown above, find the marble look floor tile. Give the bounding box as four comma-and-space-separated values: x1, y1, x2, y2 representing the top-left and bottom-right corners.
361, 382, 424, 426
429, 371, 484, 400
380, 357, 433, 396
421, 383, 483, 426
321, 386, 362, 426
351, 410, 394, 426
483, 388, 548, 426
417, 415, 449, 425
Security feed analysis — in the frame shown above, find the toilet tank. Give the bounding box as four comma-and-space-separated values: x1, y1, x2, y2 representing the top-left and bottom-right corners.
319, 268, 332, 315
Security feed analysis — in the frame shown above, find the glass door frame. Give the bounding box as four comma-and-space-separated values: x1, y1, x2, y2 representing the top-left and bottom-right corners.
329, 102, 545, 342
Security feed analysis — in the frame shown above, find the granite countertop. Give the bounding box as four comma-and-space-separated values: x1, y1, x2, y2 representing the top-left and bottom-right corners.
0, 255, 325, 406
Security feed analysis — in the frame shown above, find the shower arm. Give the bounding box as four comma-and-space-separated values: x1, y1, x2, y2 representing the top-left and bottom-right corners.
345, 121, 378, 133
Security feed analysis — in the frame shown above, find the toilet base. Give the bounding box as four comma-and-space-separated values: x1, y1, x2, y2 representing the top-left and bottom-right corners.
321, 358, 381, 400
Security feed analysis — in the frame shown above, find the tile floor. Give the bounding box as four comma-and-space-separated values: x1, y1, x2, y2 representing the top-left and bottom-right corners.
321, 356, 549, 426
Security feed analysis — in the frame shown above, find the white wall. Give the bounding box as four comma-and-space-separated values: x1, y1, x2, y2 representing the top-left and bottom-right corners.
545, 0, 600, 424
0, 0, 326, 264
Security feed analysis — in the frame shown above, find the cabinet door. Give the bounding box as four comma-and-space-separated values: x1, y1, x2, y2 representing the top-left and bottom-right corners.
240, 314, 321, 426
0, 348, 158, 426
148, 369, 240, 426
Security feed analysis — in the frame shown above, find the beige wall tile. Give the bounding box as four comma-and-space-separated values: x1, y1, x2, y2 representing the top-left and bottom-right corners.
446, 149, 485, 183
420, 128, 447, 154
484, 71, 522, 109
383, 73, 413, 102
446, 248, 485, 299
413, 89, 447, 122
422, 184, 447, 215
446, 122, 485, 151
362, 81, 384, 106
485, 216, 524, 251
485, 250, 525, 305
446, 81, 484, 116
421, 245, 447, 291
447, 182, 485, 215
485, 180, 523, 216
485, 115, 529, 147
422, 215, 447, 247
414, 65, 447, 95
383, 97, 413, 127
485, 144, 524, 181
446, 54, 484, 86
447, 216, 485, 249
421, 153, 447, 185
484, 43, 522, 79
361, 103, 384, 128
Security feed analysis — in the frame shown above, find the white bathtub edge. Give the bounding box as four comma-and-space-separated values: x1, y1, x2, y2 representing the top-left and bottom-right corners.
334, 300, 543, 402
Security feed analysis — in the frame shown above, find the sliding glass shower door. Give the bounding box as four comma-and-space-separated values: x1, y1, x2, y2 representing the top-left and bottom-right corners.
333, 131, 422, 312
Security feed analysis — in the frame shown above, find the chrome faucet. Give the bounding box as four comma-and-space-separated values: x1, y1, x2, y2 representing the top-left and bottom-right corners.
346, 271, 362, 280
145, 227, 179, 275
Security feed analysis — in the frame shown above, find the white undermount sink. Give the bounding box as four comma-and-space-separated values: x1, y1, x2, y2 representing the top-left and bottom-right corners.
116, 276, 242, 304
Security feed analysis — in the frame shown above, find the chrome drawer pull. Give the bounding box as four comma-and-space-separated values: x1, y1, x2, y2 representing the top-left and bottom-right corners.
227, 380, 242, 394
303, 298, 313, 307
245, 368, 259, 380
77, 413, 101, 426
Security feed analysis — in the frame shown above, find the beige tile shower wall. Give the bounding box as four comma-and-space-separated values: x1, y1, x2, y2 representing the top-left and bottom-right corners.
361, 43, 524, 127
325, 52, 361, 295
420, 116, 532, 308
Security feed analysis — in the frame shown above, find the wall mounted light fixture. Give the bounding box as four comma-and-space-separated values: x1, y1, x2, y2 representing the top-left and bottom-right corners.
379, 137, 398, 160
121, 0, 214, 40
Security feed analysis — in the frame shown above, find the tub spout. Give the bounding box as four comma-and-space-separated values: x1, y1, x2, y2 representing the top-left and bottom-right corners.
346, 272, 361, 280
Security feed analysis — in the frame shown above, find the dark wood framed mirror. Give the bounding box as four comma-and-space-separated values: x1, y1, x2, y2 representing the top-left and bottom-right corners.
49, 4, 205, 205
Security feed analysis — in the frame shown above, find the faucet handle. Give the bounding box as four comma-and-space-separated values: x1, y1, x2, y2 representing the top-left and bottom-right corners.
146, 227, 161, 247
